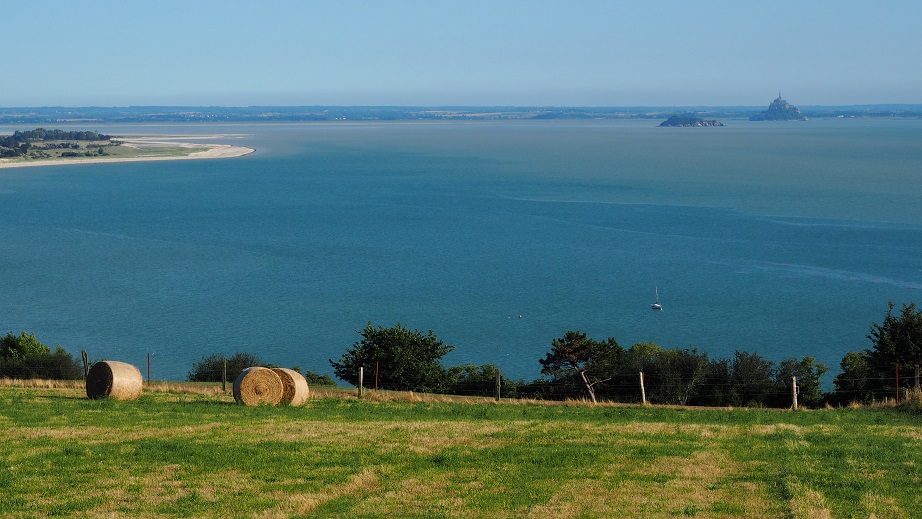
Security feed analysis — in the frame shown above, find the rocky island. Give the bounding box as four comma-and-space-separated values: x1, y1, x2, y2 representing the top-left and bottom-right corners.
750, 94, 807, 121
659, 114, 724, 127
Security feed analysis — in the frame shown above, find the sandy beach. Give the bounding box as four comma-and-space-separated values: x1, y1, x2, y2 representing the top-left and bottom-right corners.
0, 137, 255, 169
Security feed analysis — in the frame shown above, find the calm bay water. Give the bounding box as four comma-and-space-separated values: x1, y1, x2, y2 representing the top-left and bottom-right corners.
1, 120, 920, 382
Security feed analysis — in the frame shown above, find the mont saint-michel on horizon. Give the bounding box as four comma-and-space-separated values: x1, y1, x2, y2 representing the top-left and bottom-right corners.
749, 93, 808, 121
659, 94, 808, 127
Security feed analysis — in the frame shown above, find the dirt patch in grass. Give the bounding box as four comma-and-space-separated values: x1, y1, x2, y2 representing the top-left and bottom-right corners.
1, 422, 226, 445
787, 482, 833, 519
887, 425, 922, 442
644, 451, 772, 517
363, 476, 466, 517
246, 419, 511, 456
749, 423, 805, 435
528, 449, 775, 518
271, 467, 381, 517
98, 465, 183, 509
376, 420, 510, 455
862, 492, 910, 519
595, 421, 740, 440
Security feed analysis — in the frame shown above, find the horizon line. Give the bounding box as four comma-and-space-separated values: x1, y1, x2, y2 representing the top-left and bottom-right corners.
4, 103, 922, 110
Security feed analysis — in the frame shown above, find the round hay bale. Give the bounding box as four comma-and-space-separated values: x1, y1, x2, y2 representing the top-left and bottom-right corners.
233, 367, 283, 406
271, 368, 310, 406
86, 360, 143, 401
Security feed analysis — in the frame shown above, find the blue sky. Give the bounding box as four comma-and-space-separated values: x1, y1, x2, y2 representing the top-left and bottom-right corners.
4, 0, 921, 107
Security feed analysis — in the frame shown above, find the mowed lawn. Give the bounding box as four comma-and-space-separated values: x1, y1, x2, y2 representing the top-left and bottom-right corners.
1, 386, 920, 518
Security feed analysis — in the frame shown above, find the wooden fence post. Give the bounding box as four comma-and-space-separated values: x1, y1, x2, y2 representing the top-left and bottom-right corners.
896, 363, 900, 404
495, 367, 501, 401
358, 367, 364, 399
791, 376, 798, 410
81, 350, 89, 379
222, 358, 227, 393
915, 365, 919, 389
147, 353, 151, 386
639, 372, 646, 405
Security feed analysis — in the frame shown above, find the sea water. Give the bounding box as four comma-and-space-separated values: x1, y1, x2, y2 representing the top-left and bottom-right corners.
1, 119, 920, 382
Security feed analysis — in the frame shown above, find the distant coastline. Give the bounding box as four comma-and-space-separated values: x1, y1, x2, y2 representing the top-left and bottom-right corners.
0, 137, 254, 169
2, 104, 922, 124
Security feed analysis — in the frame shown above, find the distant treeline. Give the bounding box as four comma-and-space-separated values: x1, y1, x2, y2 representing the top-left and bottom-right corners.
5, 105, 922, 124
0, 106, 677, 123
1, 128, 111, 145
0, 128, 112, 157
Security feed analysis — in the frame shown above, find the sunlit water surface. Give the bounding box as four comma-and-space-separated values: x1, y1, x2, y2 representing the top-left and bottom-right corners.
1, 119, 920, 382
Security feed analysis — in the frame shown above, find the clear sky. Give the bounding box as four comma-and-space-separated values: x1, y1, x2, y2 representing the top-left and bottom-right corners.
4, 0, 921, 107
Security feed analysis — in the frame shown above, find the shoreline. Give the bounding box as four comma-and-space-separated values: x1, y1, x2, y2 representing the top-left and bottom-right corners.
0, 137, 255, 170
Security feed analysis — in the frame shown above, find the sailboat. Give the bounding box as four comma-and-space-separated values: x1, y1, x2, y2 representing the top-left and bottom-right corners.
651, 287, 662, 310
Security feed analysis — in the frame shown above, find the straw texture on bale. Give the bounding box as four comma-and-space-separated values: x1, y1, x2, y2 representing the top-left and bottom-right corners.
271, 367, 310, 406
233, 367, 284, 406
86, 360, 143, 401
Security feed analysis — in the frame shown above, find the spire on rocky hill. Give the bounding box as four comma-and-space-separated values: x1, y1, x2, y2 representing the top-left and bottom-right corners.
750, 94, 807, 121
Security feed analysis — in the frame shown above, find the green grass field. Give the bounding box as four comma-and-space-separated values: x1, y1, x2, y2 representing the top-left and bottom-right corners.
1, 385, 920, 518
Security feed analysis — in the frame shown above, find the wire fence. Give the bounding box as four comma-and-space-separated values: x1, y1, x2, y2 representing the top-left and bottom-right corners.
3, 358, 920, 409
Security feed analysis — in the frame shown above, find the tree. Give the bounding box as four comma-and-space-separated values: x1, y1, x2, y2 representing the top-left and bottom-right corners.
1, 331, 49, 360
830, 302, 922, 403
699, 357, 733, 407
867, 302, 922, 378
329, 323, 454, 392
833, 351, 873, 403
729, 351, 776, 406
188, 352, 264, 382
444, 363, 522, 398
774, 357, 829, 408
27, 346, 84, 380
650, 348, 710, 406
447, 364, 496, 396
0, 332, 81, 380
539, 331, 621, 403
608, 344, 712, 405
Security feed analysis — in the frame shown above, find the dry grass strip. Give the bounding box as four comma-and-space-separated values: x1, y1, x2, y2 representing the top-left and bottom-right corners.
268, 467, 381, 517
528, 451, 773, 519
787, 482, 833, 519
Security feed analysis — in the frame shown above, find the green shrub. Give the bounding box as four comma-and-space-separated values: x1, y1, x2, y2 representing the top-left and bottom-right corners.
0, 332, 82, 380
330, 323, 454, 392
188, 352, 264, 382
299, 370, 337, 386
898, 388, 922, 414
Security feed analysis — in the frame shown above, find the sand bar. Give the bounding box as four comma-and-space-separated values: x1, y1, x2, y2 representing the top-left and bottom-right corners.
0, 136, 255, 169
